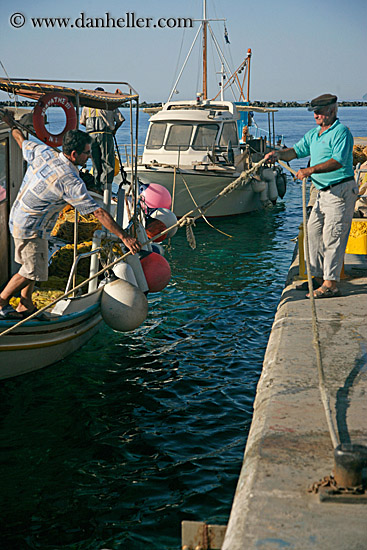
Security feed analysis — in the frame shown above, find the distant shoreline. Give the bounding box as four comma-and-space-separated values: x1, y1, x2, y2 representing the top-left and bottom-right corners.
1, 100, 367, 109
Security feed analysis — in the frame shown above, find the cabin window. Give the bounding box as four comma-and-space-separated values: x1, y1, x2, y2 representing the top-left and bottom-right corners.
146, 123, 167, 149
0, 138, 8, 203
192, 124, 219, 150
219, 122, 239, 147
165, 124, 192, 151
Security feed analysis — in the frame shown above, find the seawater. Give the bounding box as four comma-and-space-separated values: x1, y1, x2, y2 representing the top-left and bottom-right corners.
0, 108, 366, 550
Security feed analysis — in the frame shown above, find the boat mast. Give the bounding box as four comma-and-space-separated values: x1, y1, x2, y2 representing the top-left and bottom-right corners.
247, 48, 252, 101
202, 0, 207, 100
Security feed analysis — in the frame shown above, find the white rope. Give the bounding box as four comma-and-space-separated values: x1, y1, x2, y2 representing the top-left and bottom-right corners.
279, 157, 340, 450
301, 176, 339, 449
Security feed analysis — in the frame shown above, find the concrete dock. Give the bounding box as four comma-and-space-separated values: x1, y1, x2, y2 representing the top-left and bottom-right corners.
222, 253, 367, 550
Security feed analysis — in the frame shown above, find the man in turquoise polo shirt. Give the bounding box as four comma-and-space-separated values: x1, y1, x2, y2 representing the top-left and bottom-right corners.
265, 93, 357, 298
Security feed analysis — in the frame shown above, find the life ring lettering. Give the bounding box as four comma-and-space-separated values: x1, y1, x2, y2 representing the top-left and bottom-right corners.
33, 92, 77, 147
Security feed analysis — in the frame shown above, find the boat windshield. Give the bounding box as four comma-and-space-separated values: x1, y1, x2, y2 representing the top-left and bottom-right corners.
219, 122, 239, 147
192, 124, 219, 150
146, 123, 167, 149
165, 124, 193, 151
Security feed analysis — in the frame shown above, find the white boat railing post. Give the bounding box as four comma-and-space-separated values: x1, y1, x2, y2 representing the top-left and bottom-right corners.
72, 208, 78, 297
88, 230, 106, 293
103, 185, 112, 214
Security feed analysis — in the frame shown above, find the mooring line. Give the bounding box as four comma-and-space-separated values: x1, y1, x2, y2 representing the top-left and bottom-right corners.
280, 158, 339, 449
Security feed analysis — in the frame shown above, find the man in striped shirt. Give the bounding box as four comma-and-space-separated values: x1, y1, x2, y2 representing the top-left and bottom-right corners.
0, 116, 140, 319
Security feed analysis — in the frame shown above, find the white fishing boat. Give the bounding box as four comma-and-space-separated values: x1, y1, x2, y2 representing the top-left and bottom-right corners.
126, 1, 287, 218
0, 80, 176, 379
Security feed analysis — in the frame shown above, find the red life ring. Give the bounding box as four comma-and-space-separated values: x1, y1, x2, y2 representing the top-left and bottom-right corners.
33, 93, 77, 146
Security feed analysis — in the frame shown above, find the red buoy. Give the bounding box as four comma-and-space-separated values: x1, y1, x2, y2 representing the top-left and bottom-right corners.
140, 252, 171, 292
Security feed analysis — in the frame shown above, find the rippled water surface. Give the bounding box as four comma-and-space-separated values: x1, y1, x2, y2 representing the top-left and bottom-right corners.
0, 108, 365, 549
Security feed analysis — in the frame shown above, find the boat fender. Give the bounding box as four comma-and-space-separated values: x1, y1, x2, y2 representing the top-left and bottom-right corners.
141, 183, 172, 211
251, 178, 267, 194
276, 171, 287, 198
150, 208, 178, 238
101, 279, 148, 331
33, 93, 77, 146
125, 253, 149, 294
261, 168, 278, 203
136, 222, 153, 252
112, 261, 138, 287
140, 251, 171, 292
259, 181, 272, 207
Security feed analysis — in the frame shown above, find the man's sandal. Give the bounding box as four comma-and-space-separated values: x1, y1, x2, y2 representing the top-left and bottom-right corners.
307, 285, 341, 299
295, 279, 321, 291
0, 304, 23, 320
18, 308, 50, 321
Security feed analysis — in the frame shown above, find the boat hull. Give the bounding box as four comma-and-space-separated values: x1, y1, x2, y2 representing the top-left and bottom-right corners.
0, 301, 103, 379
134, 167, 263, 217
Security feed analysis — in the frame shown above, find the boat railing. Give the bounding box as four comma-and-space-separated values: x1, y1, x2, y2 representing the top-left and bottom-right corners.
65, 247, 103, 294
250, 125, 285, 147
117, 144, 144, 167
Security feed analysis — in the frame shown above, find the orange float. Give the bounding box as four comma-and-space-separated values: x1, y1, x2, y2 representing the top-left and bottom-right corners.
145, 218, 167, 243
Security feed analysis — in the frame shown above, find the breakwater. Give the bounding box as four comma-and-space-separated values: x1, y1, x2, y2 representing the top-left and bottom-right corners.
1, 100, 367, 108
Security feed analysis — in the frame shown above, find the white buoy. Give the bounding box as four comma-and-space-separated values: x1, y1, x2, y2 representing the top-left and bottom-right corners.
262, 168, 278, 202
112, 261, 138, 287
101, 279, 148, 332
125, 253, 149, 293
150, 208, 178, 238
136, 222, 152, 252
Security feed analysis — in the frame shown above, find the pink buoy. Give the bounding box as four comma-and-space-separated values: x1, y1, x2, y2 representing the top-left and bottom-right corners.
140, 252, 171, 292
142, 183, 172, 210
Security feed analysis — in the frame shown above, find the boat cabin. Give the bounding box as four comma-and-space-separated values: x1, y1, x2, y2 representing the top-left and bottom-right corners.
142, 100, 242, 167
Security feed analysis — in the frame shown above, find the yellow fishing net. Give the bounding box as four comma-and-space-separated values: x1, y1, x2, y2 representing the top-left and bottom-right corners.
9, 290, 64, 310
10, 208, 123, 311
349, 221, 367, 238
51, 205, 101, 243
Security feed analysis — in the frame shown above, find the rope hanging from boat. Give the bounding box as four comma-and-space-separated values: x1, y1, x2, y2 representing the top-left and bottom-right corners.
186, 221, 197, 250
177, 170, 233, 239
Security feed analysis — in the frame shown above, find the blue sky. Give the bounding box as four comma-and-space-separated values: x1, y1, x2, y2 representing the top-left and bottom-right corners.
0, 0, 366, 103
